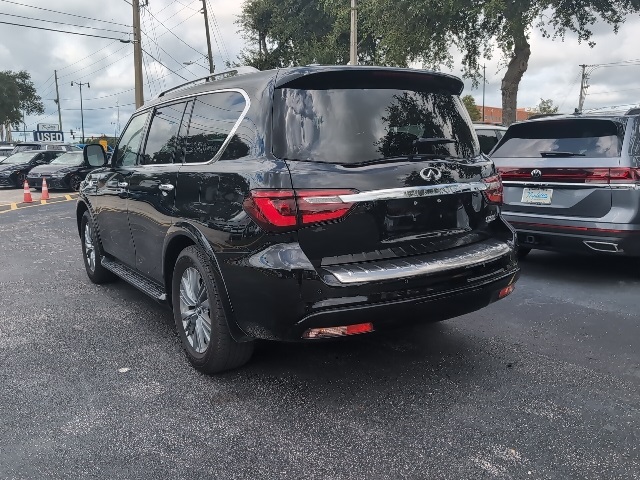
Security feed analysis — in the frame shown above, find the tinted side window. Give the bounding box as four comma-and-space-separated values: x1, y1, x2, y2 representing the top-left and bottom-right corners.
184, 92, 247, 163
476, 129, 499, 154
141, 101, 190, 165
115, 112, 150, 167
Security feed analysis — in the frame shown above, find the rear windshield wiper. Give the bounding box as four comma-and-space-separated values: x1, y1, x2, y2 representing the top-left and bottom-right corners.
539, 151, 586, 157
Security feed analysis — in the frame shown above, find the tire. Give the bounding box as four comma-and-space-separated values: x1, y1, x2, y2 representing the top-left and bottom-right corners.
80, 210, 117, 284
171, 245, 254, 374
16, 173, 27, 188
517, 247, 532, 259
70, 174, 82, 192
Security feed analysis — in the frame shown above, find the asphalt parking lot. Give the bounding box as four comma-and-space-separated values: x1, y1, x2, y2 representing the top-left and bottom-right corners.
0, 201, 638, 479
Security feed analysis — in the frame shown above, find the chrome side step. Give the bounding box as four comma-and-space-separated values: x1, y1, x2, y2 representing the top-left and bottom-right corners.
323, 239, 512, 284
101, 256, 167, 302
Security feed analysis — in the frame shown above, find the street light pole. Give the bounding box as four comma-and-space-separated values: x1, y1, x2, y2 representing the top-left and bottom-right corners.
482, 64, 486, 122
71, 81, 90, 143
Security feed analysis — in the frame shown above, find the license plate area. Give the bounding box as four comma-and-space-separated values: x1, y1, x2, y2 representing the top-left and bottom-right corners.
521, 188, 553, 205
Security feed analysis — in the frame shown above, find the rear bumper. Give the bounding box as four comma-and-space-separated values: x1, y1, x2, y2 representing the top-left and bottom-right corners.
504, 214, 640, 256
218, 234, 519, 341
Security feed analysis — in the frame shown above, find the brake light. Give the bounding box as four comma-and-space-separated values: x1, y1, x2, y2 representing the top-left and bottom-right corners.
498, 167, 640, 184
482, 174, 503, 205
243, 189, 356, 231
608, 167, 640, 184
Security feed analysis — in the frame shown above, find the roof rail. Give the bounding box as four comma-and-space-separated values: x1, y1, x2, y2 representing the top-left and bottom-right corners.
527, 113, 563, 120
157, 66, 260, 98
626, 107, 640, 115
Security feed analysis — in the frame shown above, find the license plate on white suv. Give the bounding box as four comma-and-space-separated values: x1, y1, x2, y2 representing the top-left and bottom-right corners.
521, 188, 553, 204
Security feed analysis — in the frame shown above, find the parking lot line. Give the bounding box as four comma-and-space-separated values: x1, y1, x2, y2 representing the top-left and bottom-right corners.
0, 193, 78, 214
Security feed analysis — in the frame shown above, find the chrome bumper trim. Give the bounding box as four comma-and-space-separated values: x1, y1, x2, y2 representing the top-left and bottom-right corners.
323, 239, 512, 284
303, 182, 487, 204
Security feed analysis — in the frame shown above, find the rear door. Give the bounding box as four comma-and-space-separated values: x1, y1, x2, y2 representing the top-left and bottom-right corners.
127, 100, 191, 283
491, 118, 628, 219
270, 71, 501, 267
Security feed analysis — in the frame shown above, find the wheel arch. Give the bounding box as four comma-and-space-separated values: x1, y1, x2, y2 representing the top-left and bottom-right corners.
163, 222, 251, 342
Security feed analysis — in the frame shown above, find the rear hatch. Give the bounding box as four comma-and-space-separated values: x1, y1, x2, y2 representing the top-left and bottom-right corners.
263, 69, 505, 272
492, 117, 630, 219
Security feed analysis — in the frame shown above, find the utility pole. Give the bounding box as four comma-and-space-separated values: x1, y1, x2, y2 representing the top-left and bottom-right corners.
54, 70, 62, 130
71, 81, 89, 143
132, 0, 144, 108
578, 64, 589, 113
201, 0, 215, 74
350, 0, 358, 65
482, 64, 486, 123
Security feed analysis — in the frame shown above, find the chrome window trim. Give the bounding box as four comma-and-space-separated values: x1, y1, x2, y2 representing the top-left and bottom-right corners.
323, 239, 511, 284
503, 180, 640, 189
138, 88, 251, 166
303, 182, 488, 204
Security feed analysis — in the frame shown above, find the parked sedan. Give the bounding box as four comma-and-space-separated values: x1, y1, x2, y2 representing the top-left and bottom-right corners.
28, 150, 100, 191
0, 150, 62, 187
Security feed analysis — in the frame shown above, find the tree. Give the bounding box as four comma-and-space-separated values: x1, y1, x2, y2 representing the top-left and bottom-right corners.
462, 95, 481, 122
237, 0, 402, 69
366, 0, 640, 126
239, 1, 640, 126
0, 71, 44, 130
532, 98, 559, 115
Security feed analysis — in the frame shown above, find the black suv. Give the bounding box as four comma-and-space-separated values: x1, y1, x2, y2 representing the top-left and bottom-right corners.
77, 66, 519, 373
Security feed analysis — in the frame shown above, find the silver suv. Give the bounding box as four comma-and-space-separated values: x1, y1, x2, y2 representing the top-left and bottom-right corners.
491, 109, 640, 258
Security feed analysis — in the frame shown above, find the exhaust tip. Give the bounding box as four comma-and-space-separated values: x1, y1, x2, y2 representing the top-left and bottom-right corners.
583, 241, 621, 253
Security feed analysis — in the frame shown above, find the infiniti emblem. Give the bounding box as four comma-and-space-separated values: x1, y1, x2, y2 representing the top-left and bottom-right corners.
531, 169, 542, 178
420, 167, 442, 182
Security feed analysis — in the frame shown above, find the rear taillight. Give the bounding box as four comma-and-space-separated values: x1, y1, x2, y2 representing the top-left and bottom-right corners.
608, 167, 640, 184
482, 174, 503, 205
243, 189, 356, 231
498, 167, 640, 185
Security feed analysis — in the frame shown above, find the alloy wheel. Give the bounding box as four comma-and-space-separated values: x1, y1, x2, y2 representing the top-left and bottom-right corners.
179, 267, 211, 354
84, 222, 96, 272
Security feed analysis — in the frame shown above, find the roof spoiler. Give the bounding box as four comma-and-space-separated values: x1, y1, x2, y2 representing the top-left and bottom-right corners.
157, 66, 260, 98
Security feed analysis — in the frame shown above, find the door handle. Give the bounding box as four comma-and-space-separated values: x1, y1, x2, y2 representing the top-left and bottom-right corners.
118, 182, 129, 188
159, 183, 175, 192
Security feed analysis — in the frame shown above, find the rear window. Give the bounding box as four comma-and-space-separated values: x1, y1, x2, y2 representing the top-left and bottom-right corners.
272, 88, 479, 164
492, 119, 624, 158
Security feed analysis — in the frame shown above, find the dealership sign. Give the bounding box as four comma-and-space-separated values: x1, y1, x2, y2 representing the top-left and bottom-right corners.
33, 131, 64, 142
37, 123, 59, 131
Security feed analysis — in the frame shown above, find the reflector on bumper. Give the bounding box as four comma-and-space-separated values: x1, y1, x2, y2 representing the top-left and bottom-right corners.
302, 322, 374, 339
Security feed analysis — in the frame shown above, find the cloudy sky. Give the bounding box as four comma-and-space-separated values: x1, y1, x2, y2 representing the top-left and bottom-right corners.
1, 0, 639, 142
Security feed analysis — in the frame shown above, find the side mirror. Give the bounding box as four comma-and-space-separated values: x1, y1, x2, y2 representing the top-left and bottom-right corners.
84, 144, 108, 167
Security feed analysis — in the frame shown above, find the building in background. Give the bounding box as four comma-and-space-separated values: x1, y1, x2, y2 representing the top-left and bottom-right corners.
477, 106, 530, 124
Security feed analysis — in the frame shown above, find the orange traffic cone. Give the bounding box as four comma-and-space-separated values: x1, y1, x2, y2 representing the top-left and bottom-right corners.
23, 180, 32, 203
41, 177, 50, 201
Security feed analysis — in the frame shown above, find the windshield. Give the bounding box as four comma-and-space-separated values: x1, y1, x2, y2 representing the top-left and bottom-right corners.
1, 152, 37, 164
492, 119, 624, 158
50, 152, 83, 166
12, 144, 41, 153
272, 88, 479, 164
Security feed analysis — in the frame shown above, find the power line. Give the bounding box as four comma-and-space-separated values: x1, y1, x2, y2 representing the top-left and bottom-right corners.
141, 47, 189, 81
0, 20, 131, 42
0, 0, 131, 27
57, 44, 130, 80
207, 0, 230, 65
63, 103, 135, 111
143, 7, 205, 58
57, 41, 119, 72
145, 7, 167, 91
0, 12, 129, 35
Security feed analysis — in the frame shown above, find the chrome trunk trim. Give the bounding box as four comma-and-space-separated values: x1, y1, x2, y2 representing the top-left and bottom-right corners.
303, 182, 487, 204
503, 181, 640, 189
323, 239, 512, 284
